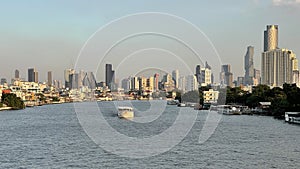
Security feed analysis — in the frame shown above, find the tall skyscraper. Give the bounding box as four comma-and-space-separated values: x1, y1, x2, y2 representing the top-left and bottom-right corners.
172, 70, 179, 89
244, 46, 254, 85
178, 76, 186, 92
28, 68, 38, 82
83, 72, 97, 89
262, 49, 297, 86
195, 65, 201, 83
195, 62, 212, 86
186, 75, 198, 91
264, 25, 278, 52
162, 73, 175, 92
64, 69, 75, 89
105, 64, 115, 89
261, 25, 298, 87
70, 73, 79, 89
47, 71, 52, 86
15, 69, 20, 79
121, 78, 131, 92
220, 64, 233, 87
154, 73, 159, 91
131, 76, 139, 91
34, 71, 38, 83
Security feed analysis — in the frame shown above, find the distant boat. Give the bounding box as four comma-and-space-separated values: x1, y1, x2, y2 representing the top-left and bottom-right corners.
177, 103, 187, 107
285, 112, 300, 124
118, 107, 134, 119
167, 100, 179, 105
217, 105, 241, 115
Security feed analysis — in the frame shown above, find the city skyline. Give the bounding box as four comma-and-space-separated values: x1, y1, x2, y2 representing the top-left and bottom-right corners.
0, 1, 299, 82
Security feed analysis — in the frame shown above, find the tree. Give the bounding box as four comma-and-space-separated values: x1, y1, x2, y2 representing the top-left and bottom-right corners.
181, 90, 200, 103
283, 83, 300, 111
1, 93, 25, 109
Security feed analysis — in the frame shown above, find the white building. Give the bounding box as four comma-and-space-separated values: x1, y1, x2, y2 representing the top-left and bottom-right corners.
186, 75, 198, 92
200, 68, 212, 86
178, 76, 186, 93
203, 89, 219, 103
262, 48, 298, 87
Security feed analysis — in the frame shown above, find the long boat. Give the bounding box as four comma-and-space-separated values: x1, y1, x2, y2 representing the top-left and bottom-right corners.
285, 112, 300, 124
216, 105, 242, 115
118, 107, 134, 119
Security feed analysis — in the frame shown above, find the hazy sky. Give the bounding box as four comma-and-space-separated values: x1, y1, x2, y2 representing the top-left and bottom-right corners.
0, 0, 299, 83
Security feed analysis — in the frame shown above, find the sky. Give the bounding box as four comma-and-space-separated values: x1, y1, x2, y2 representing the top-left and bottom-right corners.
0, 0, 299, 83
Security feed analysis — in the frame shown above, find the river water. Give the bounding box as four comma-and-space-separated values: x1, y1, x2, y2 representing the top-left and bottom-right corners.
0, 101, 299, 169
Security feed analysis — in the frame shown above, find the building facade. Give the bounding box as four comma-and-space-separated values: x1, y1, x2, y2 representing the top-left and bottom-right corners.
220, 64, 233, 87
244, 46, 254, 85
262, 49, 297, 87
28, 68, 38, 83
105, 64, 115, 89
264, 25, 278, 52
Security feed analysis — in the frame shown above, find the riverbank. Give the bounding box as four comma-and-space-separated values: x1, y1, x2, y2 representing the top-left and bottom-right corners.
0, 107, 12, 111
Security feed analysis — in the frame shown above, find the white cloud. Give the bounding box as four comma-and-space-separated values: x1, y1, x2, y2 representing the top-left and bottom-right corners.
272, 0, 300, 6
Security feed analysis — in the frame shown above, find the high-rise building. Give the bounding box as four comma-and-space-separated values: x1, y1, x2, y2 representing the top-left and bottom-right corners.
186, 75, 198, 91
162, 73, 175, 92
121, 78, 131, 92
293, 70, 300, 87
195, 62, 212, 86
178, 76, 186, 93
83, 72, 97, 89
147, 77, 154, 92
138, 77, 147, 91
0, 78, 7, 85
196, 65, 201, 83
220, 64, 233, 87
70, 73, 79, 89
154, 73, 160, 91
105, 64, 115, 89
244, 46, 254, 85
47, 71, 52, 86
64, 69, 75, 89
78, 70, 85, 88
262, 48, 297, 87
131, 77, 139, 91
172, 70, 179, 89
28, 68, 38, 83
264, 25, 278, 52
254, 69, 261, 85
15, 69, 20, 79
200, 68, 212, 86
34, 71, 38, 83
261, 25, 298, 87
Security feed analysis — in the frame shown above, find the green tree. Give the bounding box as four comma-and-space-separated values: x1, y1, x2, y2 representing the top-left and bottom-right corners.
283, 83, 300, 111
1, 93, 25, 109
181, 90, 200, 103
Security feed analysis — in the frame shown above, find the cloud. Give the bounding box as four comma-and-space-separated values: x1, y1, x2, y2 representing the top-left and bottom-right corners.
272, 0, 300, 6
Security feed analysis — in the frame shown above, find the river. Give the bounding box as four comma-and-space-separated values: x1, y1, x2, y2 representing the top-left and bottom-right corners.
0, 101, 299, 168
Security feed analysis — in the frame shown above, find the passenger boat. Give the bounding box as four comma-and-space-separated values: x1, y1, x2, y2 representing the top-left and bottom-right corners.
177, 103, 187, 107
285, 112, 300, 124
167, 100, 179, 105
217, 105, 241, 115
118, 107, 134, 119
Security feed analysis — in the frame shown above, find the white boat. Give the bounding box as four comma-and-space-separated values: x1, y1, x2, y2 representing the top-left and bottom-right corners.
285, 112, 300, 124
177, 103, 187, 107
167, 100, 179, 105
217, 105, 241, 115
118, 107, 134, 119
